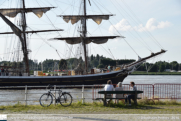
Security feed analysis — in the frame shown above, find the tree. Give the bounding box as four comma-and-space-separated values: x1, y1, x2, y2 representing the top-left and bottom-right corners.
79, 56, 83, 63
97, 64, 104, 68
150, 64, 157, 72
59, 59, 67, 70
170, 61, 178, 70
91, 59, 99, 68
96, 54, 100, 61
165, 62, 170, 69
159, 64, 165, 72
91, 55, 94, 61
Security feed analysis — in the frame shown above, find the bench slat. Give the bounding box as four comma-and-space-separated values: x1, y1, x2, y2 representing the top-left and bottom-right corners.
98, 90, 143, 94
95, 97, 141, 100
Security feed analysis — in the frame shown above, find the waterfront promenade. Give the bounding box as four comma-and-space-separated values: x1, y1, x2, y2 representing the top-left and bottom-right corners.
4, 114, 181, 121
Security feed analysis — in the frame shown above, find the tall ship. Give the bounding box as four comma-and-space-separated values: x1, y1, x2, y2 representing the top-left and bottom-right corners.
0, 0, 166, 86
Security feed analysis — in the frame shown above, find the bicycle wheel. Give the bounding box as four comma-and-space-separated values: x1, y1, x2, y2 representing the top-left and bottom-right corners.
39, 93, 53, 107
60, 93, 72, 107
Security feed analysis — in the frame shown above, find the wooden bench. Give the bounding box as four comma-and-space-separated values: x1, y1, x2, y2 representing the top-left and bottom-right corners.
96, 90, 143, 106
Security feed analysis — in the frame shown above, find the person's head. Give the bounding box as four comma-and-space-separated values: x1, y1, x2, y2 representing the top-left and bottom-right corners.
117, 82, 122, 87
130, 81, 135, 87
107, 80, 112, 84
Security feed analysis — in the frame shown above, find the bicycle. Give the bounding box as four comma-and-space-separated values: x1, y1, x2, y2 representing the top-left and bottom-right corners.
39, 85, 73, 107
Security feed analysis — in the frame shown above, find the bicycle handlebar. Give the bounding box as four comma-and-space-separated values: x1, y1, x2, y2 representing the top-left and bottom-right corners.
46, 84, 54, 90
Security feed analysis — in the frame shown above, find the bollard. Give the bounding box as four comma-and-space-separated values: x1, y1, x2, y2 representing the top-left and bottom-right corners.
54, 85, 56, 106
82, 85, 85, 104
25, 85, 27, 106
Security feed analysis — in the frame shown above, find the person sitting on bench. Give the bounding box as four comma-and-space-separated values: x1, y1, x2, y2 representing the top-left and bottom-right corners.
125, 81, 137, 106
115, 82, 124, 104
104, 80, 114, 98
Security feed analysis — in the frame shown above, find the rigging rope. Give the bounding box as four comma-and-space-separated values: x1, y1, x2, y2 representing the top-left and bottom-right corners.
119, 0, 164, 49
36, 0, 62, 36
0, 0, 6, 7
109, 0, 153, 52
91, 0, 139, 57
27, 26, 63, 59
108, 20, 139, 56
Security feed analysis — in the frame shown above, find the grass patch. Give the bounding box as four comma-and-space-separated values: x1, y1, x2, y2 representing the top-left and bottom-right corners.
138, 98, 181, 105
0, 100, 181, 114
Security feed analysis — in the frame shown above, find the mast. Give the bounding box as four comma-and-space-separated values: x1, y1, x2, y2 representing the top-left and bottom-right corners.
53, 1, 122, 74
83, 0, 88, 73
0, 3, 61, 76
22, 0, 29, 74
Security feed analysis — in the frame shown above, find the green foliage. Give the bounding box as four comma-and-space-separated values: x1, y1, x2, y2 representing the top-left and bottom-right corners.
159, 63, 165, 72
91, 55, 94, 61
1, 54, 180, 73
100, 58, 115, 66
1, 100, 181, 114
59, 59, 67, 70
97, 64, 104, 68
96, 54, 100, 61
149, 64, 158, 72
138, 98, 180, 105
91, 59, 99, 68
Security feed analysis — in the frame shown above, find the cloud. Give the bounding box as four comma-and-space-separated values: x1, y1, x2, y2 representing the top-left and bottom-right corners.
109, 19, 131, 33
109, 18, 172, 33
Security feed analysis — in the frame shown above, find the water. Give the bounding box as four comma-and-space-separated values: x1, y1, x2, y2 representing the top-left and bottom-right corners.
0, 75, 181, 105
123, 75, 181, 84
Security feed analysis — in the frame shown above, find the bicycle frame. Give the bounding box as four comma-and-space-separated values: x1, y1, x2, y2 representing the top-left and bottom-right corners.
47, 89, 62, 100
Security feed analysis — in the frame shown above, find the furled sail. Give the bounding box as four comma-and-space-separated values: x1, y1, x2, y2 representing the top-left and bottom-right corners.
0, 7, 54, 18
58, 15, 113, 25
50, 36, 124, 45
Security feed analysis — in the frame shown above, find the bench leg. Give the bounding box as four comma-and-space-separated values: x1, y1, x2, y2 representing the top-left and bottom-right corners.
103, 99, 107, 106
134, 99, 137, 105
103, 93, 107, 106
134, 91, 138, 105
107, 99, 112, 105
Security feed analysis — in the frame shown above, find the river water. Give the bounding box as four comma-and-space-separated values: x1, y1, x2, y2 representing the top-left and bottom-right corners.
123, 75, 181, 84
0, 75, 181, 105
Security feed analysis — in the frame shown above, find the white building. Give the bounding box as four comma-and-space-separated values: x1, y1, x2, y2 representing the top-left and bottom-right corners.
165, 69, 171, 72
170, 70, 176, 72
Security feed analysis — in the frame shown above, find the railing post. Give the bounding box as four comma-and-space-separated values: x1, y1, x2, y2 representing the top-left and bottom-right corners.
82, 85, 85, 104
54, 85, 56, 106
92, 86, 94, 102
25, 85, 27, 106
153, 84, 154, 100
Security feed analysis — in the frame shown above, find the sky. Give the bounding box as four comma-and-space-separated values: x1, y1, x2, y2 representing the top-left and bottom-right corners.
0, 0, 180, 63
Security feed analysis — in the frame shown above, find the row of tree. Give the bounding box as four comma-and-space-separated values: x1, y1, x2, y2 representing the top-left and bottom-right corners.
137, 61, 181, 72
0, 54, 180, 72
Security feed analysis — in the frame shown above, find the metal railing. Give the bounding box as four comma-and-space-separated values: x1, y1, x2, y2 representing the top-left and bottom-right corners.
0, 83, 181, 106
154, 83, 181, 100
0, 85, 95, 106
92, 83, 181, 101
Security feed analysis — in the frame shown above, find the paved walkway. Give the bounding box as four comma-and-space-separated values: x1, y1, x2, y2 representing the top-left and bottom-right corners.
3, 114, 181, 121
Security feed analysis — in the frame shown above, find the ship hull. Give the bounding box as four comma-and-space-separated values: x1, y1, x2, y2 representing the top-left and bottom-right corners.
0, 70, 128, 86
